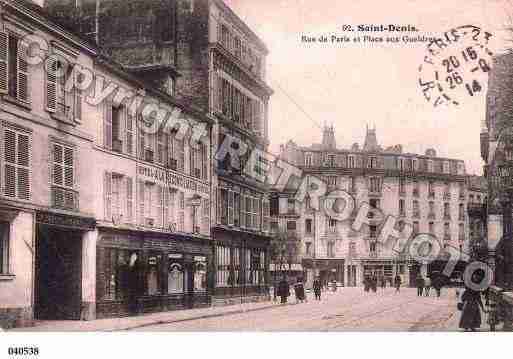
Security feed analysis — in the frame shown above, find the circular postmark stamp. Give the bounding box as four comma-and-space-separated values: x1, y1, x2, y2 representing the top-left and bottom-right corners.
418, 25, 493, 107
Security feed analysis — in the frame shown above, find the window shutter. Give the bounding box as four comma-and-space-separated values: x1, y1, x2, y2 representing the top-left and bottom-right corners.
46, 57, 58, 112
104, 171, 112, 221
240, 194, 246, 228
138, 115, 145, 160
0, 31, 7, 94
228, 190, 234, 225
64, 147, 74, 188
126, 177, 133, 223
17, 41, 29, 103
126, 108, 134, 156
163, 187, 170, 228
73, 74, 82, 122
17, 133, 30, 200
104, 101, 112, 150
138, 180, 145, 225
52, 144, 63, 186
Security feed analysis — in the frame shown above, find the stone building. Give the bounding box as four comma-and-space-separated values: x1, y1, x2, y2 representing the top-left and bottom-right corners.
44, 0, 274, 304
277, 125, 476, 288
0, 0, 214, 328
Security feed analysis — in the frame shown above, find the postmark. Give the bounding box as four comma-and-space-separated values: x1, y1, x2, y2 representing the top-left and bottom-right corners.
418, 25, 493, 106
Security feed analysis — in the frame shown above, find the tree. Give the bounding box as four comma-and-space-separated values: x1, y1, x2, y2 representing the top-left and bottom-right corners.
269, 228, 301, 283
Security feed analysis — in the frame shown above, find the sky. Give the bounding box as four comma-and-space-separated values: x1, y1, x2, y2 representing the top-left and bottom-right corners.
223, 0, 513, 175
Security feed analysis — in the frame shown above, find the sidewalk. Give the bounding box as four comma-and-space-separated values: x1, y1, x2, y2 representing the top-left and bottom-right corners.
7, 300, 279, 332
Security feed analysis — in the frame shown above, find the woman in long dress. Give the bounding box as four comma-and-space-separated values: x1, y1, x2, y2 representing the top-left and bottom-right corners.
459, 288, 485, 331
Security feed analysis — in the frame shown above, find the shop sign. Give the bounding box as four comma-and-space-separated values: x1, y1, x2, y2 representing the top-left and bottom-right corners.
36, 211, 96, 231
168, 253, 183, 259
137, 164, 209, 195
194, 256, 206, 262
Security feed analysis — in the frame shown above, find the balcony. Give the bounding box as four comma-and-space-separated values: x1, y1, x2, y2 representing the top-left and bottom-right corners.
52, 186, 79, 211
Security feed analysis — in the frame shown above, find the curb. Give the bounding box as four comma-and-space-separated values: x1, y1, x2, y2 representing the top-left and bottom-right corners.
106, 303, 280, 332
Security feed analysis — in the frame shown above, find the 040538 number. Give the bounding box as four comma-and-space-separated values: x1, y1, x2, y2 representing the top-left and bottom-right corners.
8, 347, 39, 356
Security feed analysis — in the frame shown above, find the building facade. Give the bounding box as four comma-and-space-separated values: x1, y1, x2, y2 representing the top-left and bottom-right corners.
277, 126, 476, 288
45, 0, 274, 304
0, 0, 215, 328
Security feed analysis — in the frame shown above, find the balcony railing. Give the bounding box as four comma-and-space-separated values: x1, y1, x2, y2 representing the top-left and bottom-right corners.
51, 186, 79, 211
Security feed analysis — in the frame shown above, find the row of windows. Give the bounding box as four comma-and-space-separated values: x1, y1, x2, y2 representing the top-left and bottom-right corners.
104, 172, 210, 235
214, 74, 264, 136
305, 152, 465, 174
216, 188, 270, 232
218, 23, 263, 78
216, 246, 265, 287
399, 199, 466, 220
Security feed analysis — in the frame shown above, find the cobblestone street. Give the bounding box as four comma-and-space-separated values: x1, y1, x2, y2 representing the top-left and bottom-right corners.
133, 287, 461, 331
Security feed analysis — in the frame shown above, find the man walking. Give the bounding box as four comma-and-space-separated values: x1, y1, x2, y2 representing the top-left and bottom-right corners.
278, 276, 290, 304
394, 274, 402, 293
424, 276, 431, 297
416, 274, 425, 297
313, 276, 322, 301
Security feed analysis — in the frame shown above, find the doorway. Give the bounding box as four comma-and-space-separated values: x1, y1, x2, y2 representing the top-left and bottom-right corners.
35, 226, 82, 320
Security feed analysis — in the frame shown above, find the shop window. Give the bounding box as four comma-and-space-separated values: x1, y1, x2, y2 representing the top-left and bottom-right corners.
194, 257, 207, 292
3, 128, 30, 200
305, 219, 312, 234
0, 222, 9, 274
327, 242, 335, 258
101, 248, 141, 301
146, 254, 163, 295
216, 246, 230, 287
168, 254, 184, 294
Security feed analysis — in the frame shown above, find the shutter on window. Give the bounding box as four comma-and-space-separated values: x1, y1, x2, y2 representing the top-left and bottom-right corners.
17, 41, 29, 103
64, 147, 74, 188
138, 180, 145, 225
46, 57, 57, 112
53, 144, 63, 186
240, 195, 246, 228
74, 74, 82, 122
4, 130, 16, 197
0, 32, 8, 94
104, 101, 112, 150
104, 172, 112, 221
126, 177, 133, 223
126, 108, 134, 156
17, 133, 30, 200
138, 115, 145, 160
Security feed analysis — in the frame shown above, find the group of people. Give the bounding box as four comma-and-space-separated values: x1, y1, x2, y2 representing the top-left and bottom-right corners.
275, 276, 325, 304
415, 274, 444, 297
363, 274, 403, 293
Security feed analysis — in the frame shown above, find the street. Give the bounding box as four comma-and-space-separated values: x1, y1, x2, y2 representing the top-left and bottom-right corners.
133, 287, 461, 331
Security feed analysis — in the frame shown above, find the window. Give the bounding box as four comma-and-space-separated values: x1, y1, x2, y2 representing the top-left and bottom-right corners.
369, 242, 376, 255
168, 254, 184, 294
413, 200, 420, 217
253, 198, 261, 231
262, 199, 270, 232
3, 128, 30, 200
369, 225, 377, 238
444, 223, 450, 240
443, 161, 450, 174
413, 221, 419, 234
429, 222, 434, 234
429, 201, 435, 218
348, 155, 355, 168
399, 199, 405, 216
369, 177, 381, 193
178, 191, 185, 231
412, 180, 419, 196
350, 177, 356, 192
0, 32, 29, 104
169, 134, 185, 172
202, 198, 210, 234
368, 156, 377, 169
412, 159, 418, 171
305, 242, 312, 256
327, 242, 335, 257
459, 203, 465, 220
327, 176, 337, 186
444, 182, 450, 197
53, 143, 74, 189
0, 222, 9, 274
100, 248, 141, 301
428, 181, 435, 197
444, 203, 450, 219
305, 153, 313, 167
305, 219, 312, 234
287, 221, 296, 231
399, 178, 405, 194
459, 223, 465, 241
194, 257, 207, 292
427, 160, 434, 172
327, 154, 336, 167
147, 253, 163, 295
287, 198, 295, 214
216, 246, 231, 287
398, 158, 405, 171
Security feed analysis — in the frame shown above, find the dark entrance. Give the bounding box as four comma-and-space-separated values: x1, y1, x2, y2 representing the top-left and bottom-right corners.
35, 226, 82, 320
409, 263, 421, 287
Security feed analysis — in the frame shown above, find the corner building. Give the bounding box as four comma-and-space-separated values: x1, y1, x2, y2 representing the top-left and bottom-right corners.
278, 126, 475, 288
45, 0, 274, 304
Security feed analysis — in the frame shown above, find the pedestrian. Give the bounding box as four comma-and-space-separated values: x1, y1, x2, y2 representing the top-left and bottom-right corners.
381, 276, 386, 291
278, 275, 290, 304
313, 276, 322, 300
459, 287, 486, 331
371, 275, 378, 293
424, 276, 431, 297
432, 274, 444, 298
294, 278, 306, 303
126, 252, 141, 316
394, 274, 402, 293
363, 277, 370, 292
416, 274, 425, 297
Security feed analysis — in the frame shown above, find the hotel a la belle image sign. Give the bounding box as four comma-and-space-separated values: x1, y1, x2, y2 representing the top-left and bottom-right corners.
137, 164, 209, 195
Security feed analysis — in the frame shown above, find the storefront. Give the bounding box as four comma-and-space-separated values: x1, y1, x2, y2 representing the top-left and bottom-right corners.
34, 211, 97, 321
212, 227, 270, 303
95, 229, 212, 318
302, 259, 345, 287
